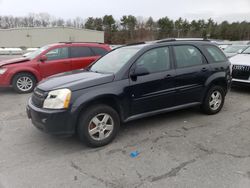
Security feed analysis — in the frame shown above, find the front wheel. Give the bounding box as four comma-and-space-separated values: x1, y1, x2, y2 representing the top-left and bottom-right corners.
77, 105, 120, 147
201, 85, 225, 115
12, 73, 36, 93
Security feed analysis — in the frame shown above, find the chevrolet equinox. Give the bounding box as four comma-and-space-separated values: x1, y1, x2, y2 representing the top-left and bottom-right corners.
27, 39, 231, 147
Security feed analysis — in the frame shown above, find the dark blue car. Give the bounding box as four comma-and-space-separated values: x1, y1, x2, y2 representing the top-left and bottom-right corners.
27, 39, 231, 147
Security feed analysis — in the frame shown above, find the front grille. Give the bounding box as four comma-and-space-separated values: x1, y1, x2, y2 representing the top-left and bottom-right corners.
31, 88, 47, 108
232, 65, 250, 80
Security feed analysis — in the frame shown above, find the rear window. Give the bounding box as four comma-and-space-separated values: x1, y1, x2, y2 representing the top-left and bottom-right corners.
70, 47, 94, 58
205, 45, 227, 62
91, 47, 108, 56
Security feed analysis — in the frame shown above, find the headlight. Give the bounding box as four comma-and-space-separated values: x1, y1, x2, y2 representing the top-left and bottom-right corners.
43, 88, 71, 109
0, 68, 7, 75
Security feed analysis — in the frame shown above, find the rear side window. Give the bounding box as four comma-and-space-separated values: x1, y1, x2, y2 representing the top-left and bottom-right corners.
205, 45, 227, 62
91, 47, 108, 56
70, 47, 94, 58
173, 45, 204, 68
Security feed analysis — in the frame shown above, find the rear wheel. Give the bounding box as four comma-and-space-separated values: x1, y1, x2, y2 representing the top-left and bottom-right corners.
77, 105, 120, 147
12, 73, 36, 93
201, 85, 225, 115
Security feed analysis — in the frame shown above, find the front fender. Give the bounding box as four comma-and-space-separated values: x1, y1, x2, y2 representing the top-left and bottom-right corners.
10, 67, 42, 83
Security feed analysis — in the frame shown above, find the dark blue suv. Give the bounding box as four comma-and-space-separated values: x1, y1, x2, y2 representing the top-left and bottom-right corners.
27, 39, 231, 147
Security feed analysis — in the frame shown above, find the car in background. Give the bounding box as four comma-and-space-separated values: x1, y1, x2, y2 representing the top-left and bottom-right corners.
230, 46, 250, 85
27, 39, 231, 147
0, 42, 111, 93
223, 45, 249, 58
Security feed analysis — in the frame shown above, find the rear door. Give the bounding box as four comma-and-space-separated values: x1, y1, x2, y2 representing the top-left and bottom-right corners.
69, 46, 97, 70
39, 47, 71, 78
173, 45, 211, 105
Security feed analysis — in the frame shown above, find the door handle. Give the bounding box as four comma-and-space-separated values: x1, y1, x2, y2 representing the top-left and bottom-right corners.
164, 74, 172, 79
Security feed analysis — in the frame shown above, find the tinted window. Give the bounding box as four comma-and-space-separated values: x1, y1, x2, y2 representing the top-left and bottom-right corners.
91, 47, 108, 56
205, 45, 227, 62
45, 47, 69, 61
174, 45, 203, 68
70, 47, 93, 58
135, 47, 171, 73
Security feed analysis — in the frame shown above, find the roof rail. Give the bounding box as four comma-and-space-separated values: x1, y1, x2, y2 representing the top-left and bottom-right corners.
125, 42, 146, 46
59, 42, 106, 44
156, 38, 210, 43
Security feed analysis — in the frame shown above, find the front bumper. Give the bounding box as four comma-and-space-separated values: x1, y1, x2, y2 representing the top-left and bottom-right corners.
26, 98, 75, 136
232, 78, 250, 84
0, 73, 11, 87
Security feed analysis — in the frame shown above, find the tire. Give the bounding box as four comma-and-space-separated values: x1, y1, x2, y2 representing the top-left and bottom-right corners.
201, 85, 225, 115
12, 73, 36, 94
77, 104, 120, 147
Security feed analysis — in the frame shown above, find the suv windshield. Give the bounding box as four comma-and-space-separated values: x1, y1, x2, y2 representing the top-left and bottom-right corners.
25, 45, 51, 59
224, 45, 247, 53
90, 46, 141, 73
242, 46, 250, 54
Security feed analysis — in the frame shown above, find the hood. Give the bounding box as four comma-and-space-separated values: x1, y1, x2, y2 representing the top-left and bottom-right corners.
37, 69, 115, 91
230, 54, 250, 65
0, 57, 30, 67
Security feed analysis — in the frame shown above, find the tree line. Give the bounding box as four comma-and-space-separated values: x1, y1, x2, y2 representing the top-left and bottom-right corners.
0, 13, 250, 44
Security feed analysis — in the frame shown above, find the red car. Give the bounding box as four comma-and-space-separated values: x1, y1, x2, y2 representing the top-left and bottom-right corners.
0, 42, 111, 93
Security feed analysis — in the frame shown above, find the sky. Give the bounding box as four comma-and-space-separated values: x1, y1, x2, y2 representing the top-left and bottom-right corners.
0, 0, 250, 22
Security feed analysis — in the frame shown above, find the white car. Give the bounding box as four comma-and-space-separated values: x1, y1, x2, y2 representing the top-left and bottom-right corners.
224, 45, 249, 58
230, 46, 250, 84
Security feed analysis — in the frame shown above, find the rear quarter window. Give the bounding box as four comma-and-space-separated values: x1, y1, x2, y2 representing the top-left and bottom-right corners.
205, 45, 227, 62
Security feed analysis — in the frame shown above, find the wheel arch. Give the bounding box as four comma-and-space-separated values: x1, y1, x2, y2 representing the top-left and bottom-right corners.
73, 94, 124, 131
10, 69, 41, 85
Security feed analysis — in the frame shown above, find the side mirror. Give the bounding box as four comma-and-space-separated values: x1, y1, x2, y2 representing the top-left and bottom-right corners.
130, 66, 149, 80
40, 55, 47, 62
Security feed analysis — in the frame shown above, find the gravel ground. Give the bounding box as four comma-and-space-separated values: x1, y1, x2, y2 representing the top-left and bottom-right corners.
0, 86, 250, 188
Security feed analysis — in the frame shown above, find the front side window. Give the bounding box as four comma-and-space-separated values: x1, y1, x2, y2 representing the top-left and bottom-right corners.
205, 45, 227, 62
45, 47, 69, 61
174, 45, 204, 68
135, 47, 171, 73
70, 47, 93, 58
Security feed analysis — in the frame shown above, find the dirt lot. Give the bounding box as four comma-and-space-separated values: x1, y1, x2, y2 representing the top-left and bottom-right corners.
0, 86, 250, 188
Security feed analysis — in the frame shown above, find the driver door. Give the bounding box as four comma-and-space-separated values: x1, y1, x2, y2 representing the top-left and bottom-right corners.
39, 47, 71, 78
127, 46, 176, 115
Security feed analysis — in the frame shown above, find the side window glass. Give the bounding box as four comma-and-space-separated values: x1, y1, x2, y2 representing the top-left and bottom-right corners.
205, 45, 227, 62
135, 47, 171, 74
173, 45, 203, 68
45, 47, 68, 61
91, 47, 108, 56
70, 47, 93, 58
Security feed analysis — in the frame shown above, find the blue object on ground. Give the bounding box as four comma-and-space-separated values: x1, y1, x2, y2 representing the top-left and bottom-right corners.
130, 151, 139, 158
